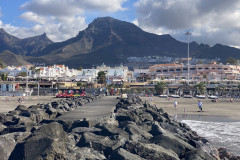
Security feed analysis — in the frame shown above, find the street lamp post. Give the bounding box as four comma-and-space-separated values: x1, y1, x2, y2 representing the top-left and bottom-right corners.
185, 31, 191, 84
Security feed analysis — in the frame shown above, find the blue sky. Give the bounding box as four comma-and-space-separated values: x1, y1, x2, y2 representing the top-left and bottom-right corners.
1, 0, 240, 47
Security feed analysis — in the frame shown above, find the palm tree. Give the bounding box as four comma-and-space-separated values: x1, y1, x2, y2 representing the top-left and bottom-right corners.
195, 82, 206, 95
97, 71, 106, 84
0, 73, 8, 81
155, 81, 167, 95
17, 72, 27, 77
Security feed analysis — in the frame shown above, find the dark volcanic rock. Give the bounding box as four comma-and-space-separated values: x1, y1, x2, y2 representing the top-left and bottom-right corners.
124, 141, 179, 160
109, 148, 146, 160
0, 95, 225, 159
0, 132, 31, 160
180, 149, 216, 160
150, 133, 195, 155
218, 148, 240, 160
9, 122, 68, 160
77, 132, 117, 157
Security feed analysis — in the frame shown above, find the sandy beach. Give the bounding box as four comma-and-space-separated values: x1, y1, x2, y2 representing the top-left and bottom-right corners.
1, 95, 240, 120
142, 96, 240, 120
0, 96, 56, 113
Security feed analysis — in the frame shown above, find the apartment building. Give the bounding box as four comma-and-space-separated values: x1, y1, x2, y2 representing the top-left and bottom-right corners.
149, 62, 240, 82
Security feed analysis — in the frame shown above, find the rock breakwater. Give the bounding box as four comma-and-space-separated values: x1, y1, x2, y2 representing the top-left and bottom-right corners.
0, 95, 239, 160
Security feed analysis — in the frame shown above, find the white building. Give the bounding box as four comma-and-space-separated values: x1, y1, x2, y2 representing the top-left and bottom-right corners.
74, 69, 99, 82
0, 66, 32, 77
34, 65, 80, 80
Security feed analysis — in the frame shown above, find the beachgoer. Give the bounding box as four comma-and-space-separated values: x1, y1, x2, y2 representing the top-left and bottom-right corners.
198, 100, 203, 112
149, 95, 152, 102
17, 98, 22, 103
174, 101, 177, 109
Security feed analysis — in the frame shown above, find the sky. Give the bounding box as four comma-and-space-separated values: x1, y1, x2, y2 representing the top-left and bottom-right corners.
1, 0, 240, 47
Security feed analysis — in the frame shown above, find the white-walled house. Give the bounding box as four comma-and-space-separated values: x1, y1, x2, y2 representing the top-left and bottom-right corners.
74, 69, 99, 82
0, 66, 32, 77
33, 65, 80, 80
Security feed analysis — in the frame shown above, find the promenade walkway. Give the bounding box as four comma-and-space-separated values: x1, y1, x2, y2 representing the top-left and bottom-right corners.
57, 96, 118, 121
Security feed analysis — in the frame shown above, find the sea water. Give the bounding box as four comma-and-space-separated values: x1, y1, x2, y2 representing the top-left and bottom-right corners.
178, 116, 240, 156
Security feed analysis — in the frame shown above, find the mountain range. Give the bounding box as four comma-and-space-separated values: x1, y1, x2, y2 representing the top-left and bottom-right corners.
1, 17, 240, 68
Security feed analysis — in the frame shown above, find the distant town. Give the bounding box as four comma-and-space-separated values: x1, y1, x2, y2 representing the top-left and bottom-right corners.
0, 57, 240, 98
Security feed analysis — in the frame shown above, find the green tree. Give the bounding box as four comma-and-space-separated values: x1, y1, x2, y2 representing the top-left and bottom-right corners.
97, 71, 106, 84
30, 67, 41, 74
79, 66, 83, 71
155, 81, 167, 95
0, 73, 8, 81
195, 82, 206, 95
216, 85, 226, 96
197, 60, 203, 64
17, 71, 27, 77
225, 57, 238, 65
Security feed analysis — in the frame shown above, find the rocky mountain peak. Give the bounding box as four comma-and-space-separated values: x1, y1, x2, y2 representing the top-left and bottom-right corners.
0, 28, 7, 34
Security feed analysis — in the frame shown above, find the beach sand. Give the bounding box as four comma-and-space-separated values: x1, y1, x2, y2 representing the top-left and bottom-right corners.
141, 96, 240, 120
1, 95, 240, 120
0, 96, 56, 113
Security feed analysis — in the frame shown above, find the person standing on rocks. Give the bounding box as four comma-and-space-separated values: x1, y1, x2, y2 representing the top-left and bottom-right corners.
198, 100, 203, 112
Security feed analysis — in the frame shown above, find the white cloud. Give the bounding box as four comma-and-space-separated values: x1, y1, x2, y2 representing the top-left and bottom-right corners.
20, 0, 127, 16
20, 12, 48, 24
134, 0, 240, 47
0, 0, 127, 42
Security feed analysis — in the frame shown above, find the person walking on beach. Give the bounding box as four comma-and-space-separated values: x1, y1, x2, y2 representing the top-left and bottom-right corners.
174, 101, 177, 109
198, 100, 203, 112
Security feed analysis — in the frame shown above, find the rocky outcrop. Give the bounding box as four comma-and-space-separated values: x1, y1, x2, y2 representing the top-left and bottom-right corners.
0, 95, 239, 160
0, 94, 103, 160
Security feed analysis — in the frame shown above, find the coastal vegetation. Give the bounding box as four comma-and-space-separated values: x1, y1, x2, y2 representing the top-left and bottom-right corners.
97, 71, 106, 84
155, 81, 167, 95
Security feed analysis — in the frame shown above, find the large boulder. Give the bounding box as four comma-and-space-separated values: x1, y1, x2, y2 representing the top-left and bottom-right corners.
0, 132, 31, 160
109, 148, 146, 160
68, 147, 106, 159
125, 123, 153, 141
150, 133, 195, 155
180, 149, 217, 160
9, 122, 68, 160
77, 132, 119, 157
124, 141, 180, 160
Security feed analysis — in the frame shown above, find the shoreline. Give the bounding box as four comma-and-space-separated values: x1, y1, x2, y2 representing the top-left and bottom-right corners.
0, 96, 56, 113
141, 96, 240, 121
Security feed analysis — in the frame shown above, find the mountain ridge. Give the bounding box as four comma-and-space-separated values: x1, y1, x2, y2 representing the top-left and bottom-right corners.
1, 17, 240, 68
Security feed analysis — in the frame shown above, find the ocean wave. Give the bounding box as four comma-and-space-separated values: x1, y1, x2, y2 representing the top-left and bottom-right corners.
182, 120, 240, 156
